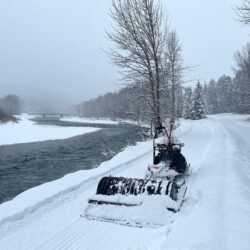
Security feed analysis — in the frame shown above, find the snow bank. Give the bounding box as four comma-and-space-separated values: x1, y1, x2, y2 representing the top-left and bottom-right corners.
61, 116, 118, 124
86, 195, 175, 227
61, 116, 150, 127
0, 114, 100, 145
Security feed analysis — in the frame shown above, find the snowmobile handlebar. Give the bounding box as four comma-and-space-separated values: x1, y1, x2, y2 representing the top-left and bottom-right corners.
155, 143, 185, 149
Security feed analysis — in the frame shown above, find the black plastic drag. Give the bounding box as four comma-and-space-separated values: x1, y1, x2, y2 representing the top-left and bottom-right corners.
94, 176, 178, 199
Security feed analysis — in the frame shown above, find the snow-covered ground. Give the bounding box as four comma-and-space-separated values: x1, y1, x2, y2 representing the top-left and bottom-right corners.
61, 116, 118, 124
0, 114, 100, 145
61, 116, 147, 127
0, 114, 250, 250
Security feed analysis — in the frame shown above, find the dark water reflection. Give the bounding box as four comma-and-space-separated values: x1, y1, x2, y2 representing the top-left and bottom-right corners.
0, 120, 148, 204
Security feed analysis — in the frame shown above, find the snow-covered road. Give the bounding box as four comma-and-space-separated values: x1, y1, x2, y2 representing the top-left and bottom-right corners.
0, 114, 249, 250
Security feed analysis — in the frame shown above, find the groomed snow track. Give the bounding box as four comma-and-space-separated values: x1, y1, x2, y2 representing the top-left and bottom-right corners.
0, 114, 250, 250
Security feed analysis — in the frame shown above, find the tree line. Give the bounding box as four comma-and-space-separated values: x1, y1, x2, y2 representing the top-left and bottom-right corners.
75, 38, 250, 122
73, 0, 250, 122
0, 94, 21, 116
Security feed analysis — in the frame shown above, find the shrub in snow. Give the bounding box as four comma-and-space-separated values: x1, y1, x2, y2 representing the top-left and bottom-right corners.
0, 108, 18, 124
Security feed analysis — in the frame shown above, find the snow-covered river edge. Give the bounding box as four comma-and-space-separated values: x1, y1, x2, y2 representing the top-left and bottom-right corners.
0, 114, 102, 146
0, 114, 250, 250
0, 115, 148, 204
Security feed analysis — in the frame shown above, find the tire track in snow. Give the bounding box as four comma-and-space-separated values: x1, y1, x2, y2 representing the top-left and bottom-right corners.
159, 118, 218, 245
41, 221, 96, 250
219, 118, 250, 187
208, 116, 250, 249
213, 117, 250, 249
181, 118, 217, 195
162, 115, 250, 250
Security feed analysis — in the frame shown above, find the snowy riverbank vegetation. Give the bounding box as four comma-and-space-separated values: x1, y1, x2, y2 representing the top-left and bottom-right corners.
0, 109, 18, 124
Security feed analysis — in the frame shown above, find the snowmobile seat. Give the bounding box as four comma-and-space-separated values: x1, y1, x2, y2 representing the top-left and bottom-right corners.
171, 153, 187, 174
154, 151, 170, 164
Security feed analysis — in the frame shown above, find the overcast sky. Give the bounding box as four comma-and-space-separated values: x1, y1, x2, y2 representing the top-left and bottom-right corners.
0, 0, 249, 109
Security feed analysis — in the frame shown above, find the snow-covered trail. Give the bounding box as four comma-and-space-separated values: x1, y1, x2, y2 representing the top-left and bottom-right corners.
166, 115, 250, 250
0, 115, 249, 250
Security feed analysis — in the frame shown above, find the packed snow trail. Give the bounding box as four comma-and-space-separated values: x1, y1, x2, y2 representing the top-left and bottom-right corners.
165, 114, 250, 250
0, 114, 249, 250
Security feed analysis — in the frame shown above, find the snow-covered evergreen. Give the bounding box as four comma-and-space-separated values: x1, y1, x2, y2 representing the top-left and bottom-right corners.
188, 82, 207, 120
201, 83, 210, 114
206, 79, 219, 114
183, 87, 192, 119
216, 75, 233, 113
233, 71, 250, 113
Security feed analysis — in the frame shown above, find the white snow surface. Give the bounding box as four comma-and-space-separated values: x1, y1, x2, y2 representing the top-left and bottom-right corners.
0, 114, 100, 145
61, 116, 118, 124
61, 116, 149, 127
0, 114, 250, 249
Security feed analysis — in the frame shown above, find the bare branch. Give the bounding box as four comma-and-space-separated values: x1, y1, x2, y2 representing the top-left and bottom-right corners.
235, 0, 250, 24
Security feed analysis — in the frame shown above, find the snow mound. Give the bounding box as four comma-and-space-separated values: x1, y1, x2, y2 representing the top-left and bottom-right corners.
85, 195, 174, 227
61, 116, 118, 124
0, 114, 100, 145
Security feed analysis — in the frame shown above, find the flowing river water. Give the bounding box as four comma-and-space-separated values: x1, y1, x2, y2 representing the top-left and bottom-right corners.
0, 120, 148, 204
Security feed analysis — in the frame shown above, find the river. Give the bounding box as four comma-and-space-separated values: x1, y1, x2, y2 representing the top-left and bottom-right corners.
0, 120, 148, 204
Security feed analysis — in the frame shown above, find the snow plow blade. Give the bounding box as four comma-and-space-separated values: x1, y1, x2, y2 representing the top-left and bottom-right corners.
84, 176, 187, 227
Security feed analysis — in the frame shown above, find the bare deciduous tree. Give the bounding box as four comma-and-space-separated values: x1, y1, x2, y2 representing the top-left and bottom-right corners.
234, 43, 250, 78
163, 30, 183, 120
233, 43, 250, 113
236, 0, 250, 24
107, 0, 167, 126
78, 1, 185, 126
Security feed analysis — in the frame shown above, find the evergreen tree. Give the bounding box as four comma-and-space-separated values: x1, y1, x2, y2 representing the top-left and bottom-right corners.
189, 82, 207, 120
233, 43, 250, 113
232, 72, 241, 113
183, 87, 193, 119
0, 94, 21, 115
216, 75, 233, 113
202, 83, 210, 114
233, 71, 250, 113
207, 79, 219, 114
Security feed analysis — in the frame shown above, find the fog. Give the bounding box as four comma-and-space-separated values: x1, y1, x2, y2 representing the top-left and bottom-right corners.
166, 0, 250, 84
0, 0, 249, 112
0, 0, 117, 112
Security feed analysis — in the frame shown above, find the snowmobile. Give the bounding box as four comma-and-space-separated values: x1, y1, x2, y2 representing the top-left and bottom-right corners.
83, 121, 188, 227
146, 121, 189, 183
